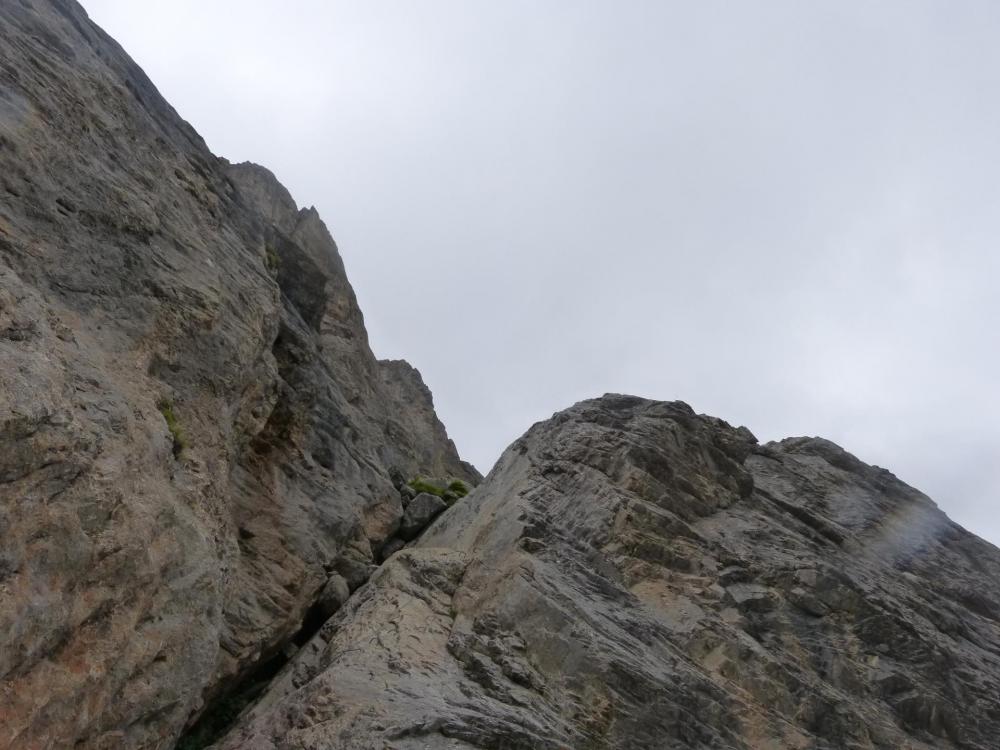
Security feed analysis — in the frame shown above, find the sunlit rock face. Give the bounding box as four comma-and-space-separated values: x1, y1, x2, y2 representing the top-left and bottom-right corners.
216, 395, 1000, 750
0, 2, 474, 748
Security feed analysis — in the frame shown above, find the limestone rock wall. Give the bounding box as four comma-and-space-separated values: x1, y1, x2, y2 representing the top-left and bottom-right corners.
0, 3, 475, 748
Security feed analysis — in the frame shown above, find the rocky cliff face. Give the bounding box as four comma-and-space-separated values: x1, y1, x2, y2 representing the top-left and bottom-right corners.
4, 3, 1000, 750
0, 3, 475, 748
214, 396, 1000, 750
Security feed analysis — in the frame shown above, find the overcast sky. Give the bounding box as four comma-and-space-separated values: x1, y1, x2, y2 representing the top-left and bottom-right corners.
82, 1, 999, 544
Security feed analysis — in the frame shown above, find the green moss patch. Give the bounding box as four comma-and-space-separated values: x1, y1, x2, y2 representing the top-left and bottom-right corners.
265, 246, 279, 271
447, 479, 469, 498
408, 477, 446, 497
407, 477, 471, 506
157, 399, 187, 458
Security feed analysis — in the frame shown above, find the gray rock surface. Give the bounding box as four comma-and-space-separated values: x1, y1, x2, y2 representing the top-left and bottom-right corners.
314, 575, 351, 621
4, 4, 1000, 750
216, 395, 1000, 750
378, 361, 481, 485
0, 2, 475, 748
399, 483, 418, 504
399, 492, 449, 541
377, 536, 407, 563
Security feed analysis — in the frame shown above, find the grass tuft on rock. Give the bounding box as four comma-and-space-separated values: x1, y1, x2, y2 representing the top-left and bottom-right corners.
264, 246, 279, 271
407, 477, 471, 506
408, 477, 445, 498
157, 399, 187, 458
447, 479, 469, 498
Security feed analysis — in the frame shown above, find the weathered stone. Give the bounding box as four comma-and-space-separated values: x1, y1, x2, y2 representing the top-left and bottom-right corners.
399, 492, 448, 541
0, 3, 477, 748
378, 537, 406, 562
332, 556, 378, 593
5, 4, 1000, 750
399, 483, 417, 504
388, 466, 407, 490
217, 395, 1000, 750
315, 574, 350, 620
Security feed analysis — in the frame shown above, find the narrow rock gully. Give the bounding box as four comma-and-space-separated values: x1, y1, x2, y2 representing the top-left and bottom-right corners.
173, 475, 461, 749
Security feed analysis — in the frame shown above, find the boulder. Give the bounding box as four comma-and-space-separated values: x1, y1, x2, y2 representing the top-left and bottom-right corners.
332, 556, 379, 593
388, 466, 407, 490
399, 483, 417, 504
399, 493, 448, 541
315, 574, 350, 620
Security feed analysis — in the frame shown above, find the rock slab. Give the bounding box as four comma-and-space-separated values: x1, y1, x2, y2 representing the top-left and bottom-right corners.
217, 396, 1000, 750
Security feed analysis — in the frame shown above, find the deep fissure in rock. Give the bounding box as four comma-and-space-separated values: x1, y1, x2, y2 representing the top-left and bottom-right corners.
174, 600, 333, 750
173, 652, 285, 750
172, 479, 455, 748
293, 599, 331, 648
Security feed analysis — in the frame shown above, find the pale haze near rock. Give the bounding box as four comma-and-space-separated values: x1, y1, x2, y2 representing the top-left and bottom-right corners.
81, 0, 1000, 543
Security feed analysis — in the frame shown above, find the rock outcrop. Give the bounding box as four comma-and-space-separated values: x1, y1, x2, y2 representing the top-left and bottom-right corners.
4, 4, 1000, 750
0, 3, 476, 748
216, 396, 1000, 750
398, 492, 448, 541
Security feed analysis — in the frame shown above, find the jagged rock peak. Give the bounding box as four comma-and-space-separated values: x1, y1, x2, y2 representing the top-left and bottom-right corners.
223, 161, 300, 234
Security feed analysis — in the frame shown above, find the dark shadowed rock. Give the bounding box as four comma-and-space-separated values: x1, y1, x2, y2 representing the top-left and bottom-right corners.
388, 466, 408, 490
399, 492, 448, 541
399, 483, 418, 504
314, 575, 350, 620
332, 553, 379, 594
378, 537, 407, 563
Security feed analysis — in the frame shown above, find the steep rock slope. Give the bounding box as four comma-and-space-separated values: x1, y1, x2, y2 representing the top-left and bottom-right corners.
5, 4, 1000, 750
219, 395, 1000, 750
0, 2, 475, 748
